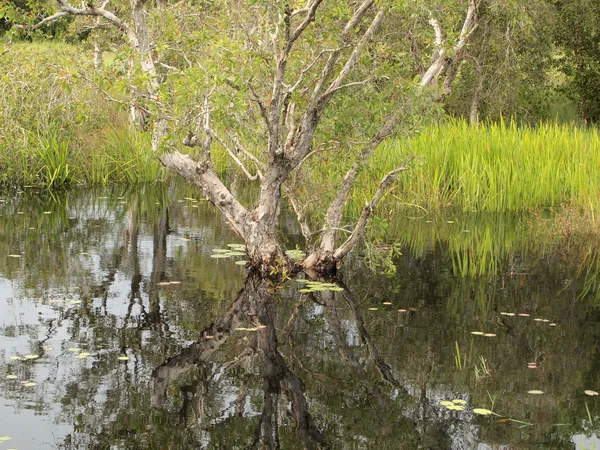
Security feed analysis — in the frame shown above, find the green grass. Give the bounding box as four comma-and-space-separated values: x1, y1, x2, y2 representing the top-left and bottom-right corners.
370, 119, 600, 213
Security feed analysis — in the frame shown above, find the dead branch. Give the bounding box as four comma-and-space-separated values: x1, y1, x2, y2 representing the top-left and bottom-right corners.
282, 185, 312, 241
333, 157, 414, 260
31, 11, 70, 29
208, 129, 261, 181
319, 116, 398, 254
158, 152, 249, 237
51, 0, 138, 45
420, 0, 478, 91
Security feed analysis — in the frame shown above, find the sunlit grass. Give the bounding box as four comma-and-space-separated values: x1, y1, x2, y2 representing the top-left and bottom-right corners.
372, 119, 600, 213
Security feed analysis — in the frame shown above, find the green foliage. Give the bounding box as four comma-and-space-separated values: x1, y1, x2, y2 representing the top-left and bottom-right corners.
551, 0, 600, 122
35, 131, 72, 188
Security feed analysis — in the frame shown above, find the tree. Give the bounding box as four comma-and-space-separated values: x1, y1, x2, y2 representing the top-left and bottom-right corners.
551, 0, 600, 123
28, 0, 471, 275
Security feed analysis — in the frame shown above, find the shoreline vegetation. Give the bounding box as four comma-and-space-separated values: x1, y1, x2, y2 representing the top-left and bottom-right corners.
1, 43, 599, 219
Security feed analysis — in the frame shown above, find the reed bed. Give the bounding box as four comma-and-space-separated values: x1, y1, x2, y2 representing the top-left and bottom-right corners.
368, 119, 600, 213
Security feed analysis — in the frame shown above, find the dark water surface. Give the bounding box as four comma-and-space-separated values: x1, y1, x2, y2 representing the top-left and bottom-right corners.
0, 184, 599, 449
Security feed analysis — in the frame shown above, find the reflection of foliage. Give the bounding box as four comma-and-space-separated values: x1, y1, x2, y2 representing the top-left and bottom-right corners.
0, 187, 600, 448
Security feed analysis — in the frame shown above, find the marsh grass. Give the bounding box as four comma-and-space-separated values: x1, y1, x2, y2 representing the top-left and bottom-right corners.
373, 119, 600, 213
35, 132, 72, 188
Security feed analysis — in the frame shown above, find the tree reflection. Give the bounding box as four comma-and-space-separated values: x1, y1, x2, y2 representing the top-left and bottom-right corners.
152, 273, 329, 449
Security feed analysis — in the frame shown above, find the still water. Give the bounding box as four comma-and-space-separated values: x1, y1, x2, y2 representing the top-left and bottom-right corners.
0, 184, 598, 449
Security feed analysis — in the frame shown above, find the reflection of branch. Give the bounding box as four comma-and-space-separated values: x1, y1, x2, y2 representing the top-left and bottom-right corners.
339, 283, 408, 393
150, 274, 328, 448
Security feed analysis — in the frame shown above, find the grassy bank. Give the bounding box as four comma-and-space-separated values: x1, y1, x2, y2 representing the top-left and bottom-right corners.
0, 41, 164, 186
365, 119, 600, 213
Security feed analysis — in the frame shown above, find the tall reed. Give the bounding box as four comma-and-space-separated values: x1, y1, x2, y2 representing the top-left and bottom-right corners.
374, 119, 600, 213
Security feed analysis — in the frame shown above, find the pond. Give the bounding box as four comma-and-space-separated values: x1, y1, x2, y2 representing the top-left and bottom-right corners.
0, 183, 599, 449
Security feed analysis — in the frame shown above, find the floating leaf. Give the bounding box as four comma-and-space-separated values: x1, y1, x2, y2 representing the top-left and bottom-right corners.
67, 347, 81, 352
75, 354, 88, 359
398, 309, 407, 312
408, 307, 418, 311
6, 375, 17, 380
518, 313, 530, 317
447, 405, 465, 411
235, 260, 249, 266
212, 249, 231, 253
473, 408, 494, 415
48, 299, 63, 303
470, 331, 484, 335
8, 254, 21, 258
382, 302, 392, 305
8, 356, 22, 361
584, 390, 599, 396
210, 254, 231, 258
483, 333, 497, 337
22, 382, 36, 387
0, 436, 11, 442
298, 289, 313, 293
24, 354, 39, 359
117, 356, 129, 361
168, 281, 181, 285
452, 399, 467, 405
527, 390, 544, 395
440, 401, 454, 406
368, 307, 378, 311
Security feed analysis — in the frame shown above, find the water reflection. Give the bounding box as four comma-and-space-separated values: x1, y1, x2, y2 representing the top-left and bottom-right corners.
0, 184, 599, 449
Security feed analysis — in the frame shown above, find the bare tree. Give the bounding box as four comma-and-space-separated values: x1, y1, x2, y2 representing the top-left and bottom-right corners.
34, 0, 458, 275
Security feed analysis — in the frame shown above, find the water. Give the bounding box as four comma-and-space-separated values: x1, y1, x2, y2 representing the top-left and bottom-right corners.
0, 184, 598, 449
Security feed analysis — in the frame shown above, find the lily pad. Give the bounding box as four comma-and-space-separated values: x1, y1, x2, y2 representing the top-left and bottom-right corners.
446, 405, 465, 411
6, 375, 17, 380
235, 260, 249, 266
212, 248, 231, 253
452, 399, 467, 405
22, 382, 36, 387
0, 436, 11, 442
118, 356, 129, 361
210, 253, 231, 258
470, 331, 485, 335
67, 347, 81, 352
473, 408, 494, 415
24, 354, 39, 359
440, 401, 454, 406
527, 390, 544, 395
584, 390, 599, 396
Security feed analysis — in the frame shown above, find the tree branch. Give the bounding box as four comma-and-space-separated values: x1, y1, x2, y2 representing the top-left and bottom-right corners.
319, 116, 397, 253
283, 185, 312, 241
51, 0, 138, 45
208, 129, 261, 181
333, 157, 414, 260
31, 11, 70, 29
158, 151, 249, 238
